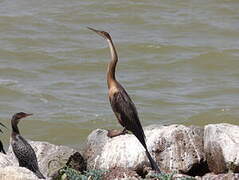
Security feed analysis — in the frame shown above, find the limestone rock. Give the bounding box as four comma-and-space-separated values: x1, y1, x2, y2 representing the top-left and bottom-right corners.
84, 124, 206, 175
200, 173, 239, 180
1, 140, 77, 179
102, 167, 139, 180
204, 123, 239, 174
145, 171, 193, 180
0, 166, 39, 180
0, 152, 12, 168
150, 125, 207, 175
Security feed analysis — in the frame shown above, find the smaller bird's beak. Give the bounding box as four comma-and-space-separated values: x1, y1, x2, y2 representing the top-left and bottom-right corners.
24, 113, 33, 117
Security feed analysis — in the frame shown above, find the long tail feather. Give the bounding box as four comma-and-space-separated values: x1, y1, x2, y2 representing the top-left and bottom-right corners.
34, 170, 45, 179
145, 149, 161, 173
133, 130, 161, 173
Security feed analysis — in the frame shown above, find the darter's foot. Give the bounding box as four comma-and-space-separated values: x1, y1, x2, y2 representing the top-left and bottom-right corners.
107, 128, 128, 138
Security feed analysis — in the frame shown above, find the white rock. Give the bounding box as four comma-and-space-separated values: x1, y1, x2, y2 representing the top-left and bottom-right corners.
84, 124, 206, 174
0, 153, 13, 168
200, 172, 239, 180
0, 166, 39, 180
84, 128, 146, 170
204, 123, 239, 174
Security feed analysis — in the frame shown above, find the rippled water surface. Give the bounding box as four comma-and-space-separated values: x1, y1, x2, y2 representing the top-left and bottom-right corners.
0, 0, 239, 148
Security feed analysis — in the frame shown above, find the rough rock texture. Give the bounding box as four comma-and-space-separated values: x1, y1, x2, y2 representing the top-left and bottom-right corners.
172, 174, 196, 180
84, 124, 207, 175
0, 166, 39, 180
0, 140, 77, 179
204, 123, 239, 174
102, 167, 139, 180
199, 173, 239, 180
145, 171, 194, 180
0, 153, 12, 167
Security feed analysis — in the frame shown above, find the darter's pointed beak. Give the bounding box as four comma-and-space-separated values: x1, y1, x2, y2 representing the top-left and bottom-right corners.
87, 27, 111, 40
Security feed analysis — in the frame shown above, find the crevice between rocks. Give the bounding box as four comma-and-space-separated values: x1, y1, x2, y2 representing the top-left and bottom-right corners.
183, 160, 210, 177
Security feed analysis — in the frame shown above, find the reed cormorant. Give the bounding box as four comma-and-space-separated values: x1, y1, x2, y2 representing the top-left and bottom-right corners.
11, 112, 45, 179
88, 27, 161, 173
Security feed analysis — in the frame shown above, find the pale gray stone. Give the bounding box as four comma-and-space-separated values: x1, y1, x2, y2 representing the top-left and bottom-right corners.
84, 124, 206, 174
0, 166, 39, 180
0, 152, 12, 168
200, 172, 239, 180
102, 167, 139, 180
204, 123, 239, 174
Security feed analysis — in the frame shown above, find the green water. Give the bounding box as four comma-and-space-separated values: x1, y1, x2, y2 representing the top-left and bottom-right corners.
0, 0, 239, 149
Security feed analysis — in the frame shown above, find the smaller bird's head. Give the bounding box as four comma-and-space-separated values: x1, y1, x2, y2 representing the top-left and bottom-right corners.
88, 27, 112, 40
12, 112, 33, 124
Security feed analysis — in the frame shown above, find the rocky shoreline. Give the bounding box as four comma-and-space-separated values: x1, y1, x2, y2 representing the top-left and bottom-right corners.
0, 123, 238, 180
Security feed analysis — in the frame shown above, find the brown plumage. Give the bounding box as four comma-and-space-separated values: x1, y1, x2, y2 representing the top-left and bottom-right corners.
88, 27, 161, 173
11, 112, 45, 179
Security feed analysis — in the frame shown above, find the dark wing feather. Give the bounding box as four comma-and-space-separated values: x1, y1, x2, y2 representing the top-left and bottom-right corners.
110, 88, 161, 172
110, 87, 147, 148
12, 135, 40, 173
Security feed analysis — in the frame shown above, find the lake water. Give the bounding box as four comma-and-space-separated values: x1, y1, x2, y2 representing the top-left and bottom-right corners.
0, 0, 239, 149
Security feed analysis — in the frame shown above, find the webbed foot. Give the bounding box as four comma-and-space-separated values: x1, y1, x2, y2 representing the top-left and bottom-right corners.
107, 128, 129, 138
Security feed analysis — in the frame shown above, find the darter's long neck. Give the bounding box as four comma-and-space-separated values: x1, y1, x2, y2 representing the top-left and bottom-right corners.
106, 38, 118, 88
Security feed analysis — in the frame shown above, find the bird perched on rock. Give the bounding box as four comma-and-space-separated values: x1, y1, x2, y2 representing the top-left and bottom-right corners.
88, 27, 161, 173
10, 112, 45, 179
